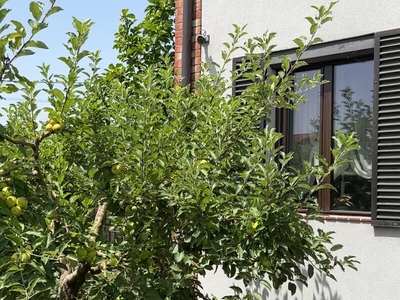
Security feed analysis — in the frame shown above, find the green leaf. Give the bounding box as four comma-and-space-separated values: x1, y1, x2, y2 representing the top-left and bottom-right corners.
12, 216, 24, 232
30, 286, 52, 298
31, 22, 48, 34
171, 243, 178, 254
50, 88, 64, 100
0, 279, 21, 289
293, 37, 304, 49
23, 231, 43, 237
10, 284, 26, 293
26, 40, 48, 49
229, 285, 243, 294
174, 251, 184, 263
77, 50, 91, 62
321, 17, 333, 25
28, 18, 37, 28
0, 84, 19, 93
63, 98, 76, 112
315, 183, 336, 192
0, 8, 11, 23
310, 24, 319, 35
6, 234, 23, 245
47, 6, 63, 17
305, 17, 316, 25
0, 0, 8, 9
311, 37, 323, 45
293, 60, 308, 70
170, 264, 182, 272
27, 277, 46, 294
58, 56, 74, 68
17, 49, 35, 57
82, 197, 92, 208
10, 20, 24, 30
0, 23, 10, 34
331, 244, 343, 251
29, 2, 42, 21
72, 17, 82, 32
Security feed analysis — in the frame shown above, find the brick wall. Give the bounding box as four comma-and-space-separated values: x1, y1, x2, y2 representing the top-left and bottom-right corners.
191, 0, 202, 83
174, 0, 202, 85
174, 0, 183, 80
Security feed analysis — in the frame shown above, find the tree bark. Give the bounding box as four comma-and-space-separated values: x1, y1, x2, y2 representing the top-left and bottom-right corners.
58, 263, 91, 300
58, 202, 108, 300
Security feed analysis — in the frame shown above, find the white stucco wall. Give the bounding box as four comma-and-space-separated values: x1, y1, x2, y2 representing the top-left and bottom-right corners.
200, 1, 400, 299
202, 0, 400, 68
200, 220, 400, 300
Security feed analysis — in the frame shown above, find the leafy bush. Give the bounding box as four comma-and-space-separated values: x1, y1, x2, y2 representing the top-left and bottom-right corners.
0, 1, 358, 299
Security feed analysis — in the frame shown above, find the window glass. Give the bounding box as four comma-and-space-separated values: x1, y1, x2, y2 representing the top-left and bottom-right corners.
332, 61, 373, 211
291, 70, 321, 174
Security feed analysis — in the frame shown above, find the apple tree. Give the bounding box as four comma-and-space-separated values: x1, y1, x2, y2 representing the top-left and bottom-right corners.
0, 0, 359, 299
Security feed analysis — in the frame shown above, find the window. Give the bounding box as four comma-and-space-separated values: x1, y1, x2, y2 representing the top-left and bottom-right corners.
286, 61, 373, 213
232, 29, 400, 226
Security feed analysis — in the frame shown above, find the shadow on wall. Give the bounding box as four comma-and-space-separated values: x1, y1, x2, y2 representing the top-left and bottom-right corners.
202, 44, 218, 75
247, 271, 341, 300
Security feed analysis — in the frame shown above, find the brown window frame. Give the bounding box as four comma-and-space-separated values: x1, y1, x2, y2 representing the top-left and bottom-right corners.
277, 58, 373, 215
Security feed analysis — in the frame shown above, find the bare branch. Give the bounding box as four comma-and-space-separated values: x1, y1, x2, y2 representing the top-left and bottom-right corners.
91, 202, 108, 236
35, 130, 53, 145
0, 133, 36, 148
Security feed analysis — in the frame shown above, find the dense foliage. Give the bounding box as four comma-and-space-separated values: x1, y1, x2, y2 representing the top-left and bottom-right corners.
0, 1, 358, 299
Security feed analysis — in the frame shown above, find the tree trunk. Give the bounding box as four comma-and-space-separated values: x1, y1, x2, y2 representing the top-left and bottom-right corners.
58, 262, 91, 300
58, 202, 108, 299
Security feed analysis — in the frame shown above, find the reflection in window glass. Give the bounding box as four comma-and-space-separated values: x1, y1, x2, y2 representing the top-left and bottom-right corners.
291, 70, 320, 174
332, 61, 373, 211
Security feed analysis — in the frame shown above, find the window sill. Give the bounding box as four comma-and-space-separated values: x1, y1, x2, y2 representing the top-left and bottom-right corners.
300, 213, 371, 223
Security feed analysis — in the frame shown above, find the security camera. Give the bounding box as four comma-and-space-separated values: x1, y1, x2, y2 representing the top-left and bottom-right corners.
197, 30, 210, 45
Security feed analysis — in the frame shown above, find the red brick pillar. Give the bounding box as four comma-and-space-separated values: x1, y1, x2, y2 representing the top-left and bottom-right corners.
191, 0, 202, 83
174, 0, 183, 81
174, 0, 202, 85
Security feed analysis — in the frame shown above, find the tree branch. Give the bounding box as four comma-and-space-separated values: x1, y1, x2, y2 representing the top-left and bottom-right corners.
58, 262, 91, 300
0, 133, 36, 149
91, 202, 108, 235
0, 126, 54, 188
36, 130, 54, 145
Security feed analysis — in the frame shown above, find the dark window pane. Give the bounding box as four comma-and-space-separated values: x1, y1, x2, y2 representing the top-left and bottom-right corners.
332, 61, 373, 211
290, 70, 321, 174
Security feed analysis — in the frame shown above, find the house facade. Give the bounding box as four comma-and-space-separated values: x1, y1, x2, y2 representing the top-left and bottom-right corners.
174, 1, 400, 299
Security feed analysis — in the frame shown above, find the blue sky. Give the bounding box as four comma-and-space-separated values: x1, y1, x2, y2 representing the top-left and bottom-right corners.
1, 0, 149, 121
8, 0, 149, 76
